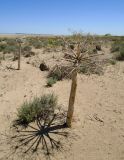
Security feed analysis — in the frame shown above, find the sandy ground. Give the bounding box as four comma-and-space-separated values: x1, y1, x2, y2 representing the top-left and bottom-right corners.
0, 47, 124, 160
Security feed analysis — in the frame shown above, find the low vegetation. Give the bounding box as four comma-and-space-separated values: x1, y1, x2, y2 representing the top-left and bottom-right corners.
16, 93, 58, 125
1, 34, 124, 159
111, 40, 124, 60
109, 59, 116, 65
27, 37, 64, 49
0, 43, 18, 54
46, 77, 57, 87
79, 61, 103, 75
47, 65, 72, 81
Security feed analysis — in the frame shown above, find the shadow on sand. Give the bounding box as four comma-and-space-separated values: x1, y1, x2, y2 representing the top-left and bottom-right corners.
2, 112, 70, 160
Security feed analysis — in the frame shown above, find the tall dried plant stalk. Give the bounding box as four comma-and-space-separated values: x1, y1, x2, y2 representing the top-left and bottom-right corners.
66, 69, 77, 127
62, 34, 102, 127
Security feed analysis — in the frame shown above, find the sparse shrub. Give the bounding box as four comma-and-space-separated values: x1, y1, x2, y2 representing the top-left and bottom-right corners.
109, 59, 116, 65
0, 44, 7, 52
114, 50, 124, 61
27, 37, 64, 49
111, 46, 120, 53
112, 41, 124, 51
47, 38, 64, 47
6, 38, 16, 46
48, 67, 62, 80
0, 55, 3, 61
56, 39, 65, 46
23, 46, 31, 52
111, 41, 120, 53
47, 77, 57, 87
0, 42, 18, 54
79, 61, 103, 75
20, 45, 35, 57
48, 65, 72, 81
111, 41, 124, 60
4, 45, 18, 53
16, 94, 58, 125
93, 48, 97, 54
0, 37, 8, 41
80, 47, 87, 53
28, 38, 44, 49
48, 39, 56, 46
33, 41, 43, 49
24, 51, 35, 58
13, 54, 18, 61
79, 63, 87, 74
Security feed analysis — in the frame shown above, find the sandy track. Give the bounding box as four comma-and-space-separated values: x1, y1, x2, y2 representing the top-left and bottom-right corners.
0, 58, 124, 160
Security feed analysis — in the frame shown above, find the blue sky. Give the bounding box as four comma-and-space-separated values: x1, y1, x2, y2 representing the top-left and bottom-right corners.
0, 0, 124, 35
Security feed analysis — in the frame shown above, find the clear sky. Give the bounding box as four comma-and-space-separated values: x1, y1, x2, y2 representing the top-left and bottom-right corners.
0, 0, 124, 35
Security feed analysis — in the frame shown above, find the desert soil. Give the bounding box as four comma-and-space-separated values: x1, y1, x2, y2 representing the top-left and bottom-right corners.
0, 47, 124, 160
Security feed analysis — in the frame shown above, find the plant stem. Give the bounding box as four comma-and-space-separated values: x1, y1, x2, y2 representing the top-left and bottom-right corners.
66, 69, 77, 127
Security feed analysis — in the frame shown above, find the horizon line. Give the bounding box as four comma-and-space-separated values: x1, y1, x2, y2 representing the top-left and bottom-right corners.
0, 32, 124, 37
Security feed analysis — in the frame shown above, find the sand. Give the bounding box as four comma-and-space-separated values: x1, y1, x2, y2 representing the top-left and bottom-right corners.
0, 47, 124, 160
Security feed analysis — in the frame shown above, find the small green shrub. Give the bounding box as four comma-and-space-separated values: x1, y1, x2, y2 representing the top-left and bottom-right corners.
109, 59, 116, 65
0, 44, 7, 52
16, 94, 58, 125
48, 65, 72, 81
48, 68, 62, 80
22, 46, 35, 57
6, 38, 16, 45
23, 46, 32, 52
0, 43, 18, 54
111, 41, 124, 51
111, 46, 120, 53
79, 61, 103, 75
114, 51, 124, 61
28, 39, 44, 49
0, 55, 3, 61
47, 38, 64, 47
93, 48, 97, 54
47, 77, 57, 87
4, 45, 18, 53
79, 64, 87, 74
111, 41, 124, 60
33, 41, 43, 49
48, 66, 62, 80
111, 41, 120, 53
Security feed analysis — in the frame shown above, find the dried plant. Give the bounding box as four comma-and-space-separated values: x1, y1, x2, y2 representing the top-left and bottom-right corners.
62, 34, 103, 127
48, 64, 73, 81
